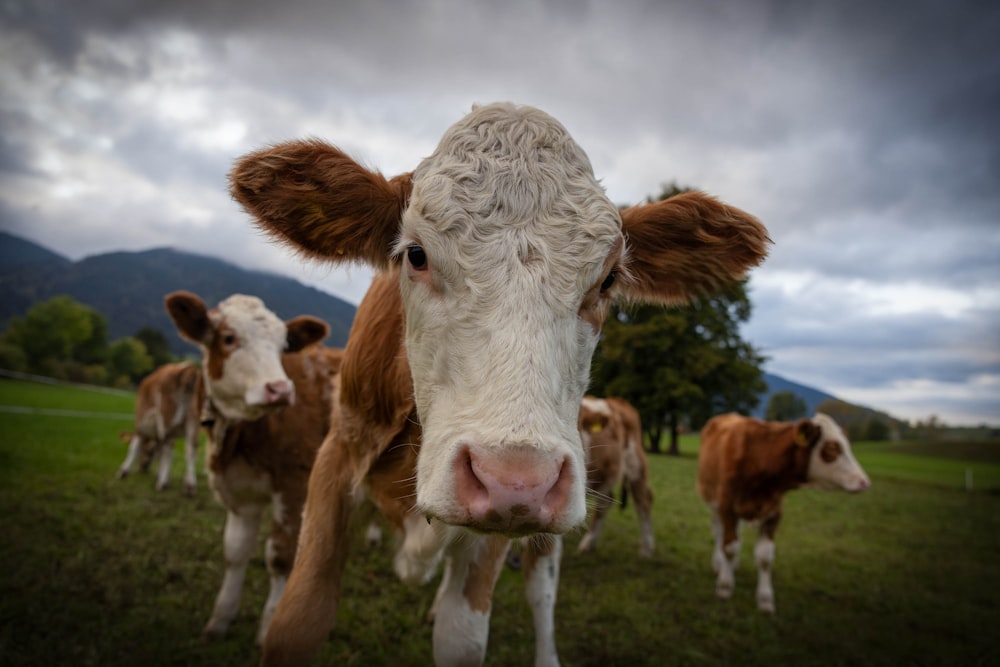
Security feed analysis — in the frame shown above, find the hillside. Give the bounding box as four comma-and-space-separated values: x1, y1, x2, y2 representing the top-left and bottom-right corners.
755, 372, 838, 418
0, 233, 356, 354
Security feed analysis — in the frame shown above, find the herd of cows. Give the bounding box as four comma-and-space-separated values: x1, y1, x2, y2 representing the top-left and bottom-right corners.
113, 103, 871, 667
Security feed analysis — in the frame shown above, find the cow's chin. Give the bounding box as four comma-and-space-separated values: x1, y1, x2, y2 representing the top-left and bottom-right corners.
211, 396, 285, 423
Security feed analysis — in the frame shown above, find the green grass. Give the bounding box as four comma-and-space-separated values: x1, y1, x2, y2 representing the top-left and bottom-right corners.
1, 377, 998, 666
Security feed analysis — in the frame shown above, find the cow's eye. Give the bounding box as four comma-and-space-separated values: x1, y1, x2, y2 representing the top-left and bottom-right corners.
222, 333, 237, 348
407, 244, 428, 271
600, 269, 617, 293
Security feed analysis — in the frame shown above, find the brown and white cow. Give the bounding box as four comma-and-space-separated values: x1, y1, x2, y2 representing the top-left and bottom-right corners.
116, 361, 203, 494
577, 396, 654, 557
697, 412, 871, 613
231, 102, 770, 666
163, 291, 337, 644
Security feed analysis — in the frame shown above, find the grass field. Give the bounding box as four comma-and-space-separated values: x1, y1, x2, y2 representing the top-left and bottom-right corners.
1, 376, 998, 666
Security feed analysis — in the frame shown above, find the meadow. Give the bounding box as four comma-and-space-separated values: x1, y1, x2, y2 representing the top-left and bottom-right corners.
0, 376, 998, 666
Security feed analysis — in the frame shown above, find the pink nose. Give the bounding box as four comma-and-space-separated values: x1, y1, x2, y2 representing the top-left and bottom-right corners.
452, 445, 573, 534
264, 380, 295, 405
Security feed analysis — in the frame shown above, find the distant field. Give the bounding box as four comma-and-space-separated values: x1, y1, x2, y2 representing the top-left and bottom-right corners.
1, 377, 998, 666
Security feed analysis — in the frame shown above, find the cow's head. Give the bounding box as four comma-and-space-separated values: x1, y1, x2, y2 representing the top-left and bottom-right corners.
230, 102, 770, 534
165, 291, 329, 421
795, 413, 871, 493
579, 397, 614, 451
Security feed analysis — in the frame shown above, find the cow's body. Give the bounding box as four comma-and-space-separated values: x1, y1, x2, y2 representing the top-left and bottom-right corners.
577, 396, 654, 557
163, 291, 333, 644
231, 102, 770, 666
116, 361, 203, 493
697, 412, 871, 613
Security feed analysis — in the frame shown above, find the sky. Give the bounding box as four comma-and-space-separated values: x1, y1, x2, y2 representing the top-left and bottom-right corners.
2, 0, 998, 426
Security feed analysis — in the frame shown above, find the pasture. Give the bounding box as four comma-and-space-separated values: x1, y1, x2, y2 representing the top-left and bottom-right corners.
0, 377, 998, 666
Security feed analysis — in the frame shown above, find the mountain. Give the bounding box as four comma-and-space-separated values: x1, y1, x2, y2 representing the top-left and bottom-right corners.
754, 372, 839, 418
1, 232, 857, 420
0, 232, 356, 355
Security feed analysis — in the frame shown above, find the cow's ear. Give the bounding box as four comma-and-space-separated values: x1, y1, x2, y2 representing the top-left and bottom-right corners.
165, 291, 211, 344
794, 418, 822, 448
285, 316, 329, 352
617, 191, 771, 305
230, 139, 412, 270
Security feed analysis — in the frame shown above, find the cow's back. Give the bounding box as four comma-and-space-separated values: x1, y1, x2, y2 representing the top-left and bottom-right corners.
134, 362, 200, 440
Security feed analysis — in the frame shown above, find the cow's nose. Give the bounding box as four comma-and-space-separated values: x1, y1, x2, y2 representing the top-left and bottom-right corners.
452, 444, 573, 534
264, 380, 295, 405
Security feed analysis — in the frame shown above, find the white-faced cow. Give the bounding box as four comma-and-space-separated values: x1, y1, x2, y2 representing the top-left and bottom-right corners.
577, 396, 654, 557
164, 291, 338, 644
697, 412, 871, 613
231, 102, 770, 666
116, 361, 203, 494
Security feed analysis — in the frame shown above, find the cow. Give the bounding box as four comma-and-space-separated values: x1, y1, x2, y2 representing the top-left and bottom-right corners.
163, 291, 337, 644
577, 396, 654, 557
230, 101, 770, 666
116, 361, 203, 494
697, 412, 871, 613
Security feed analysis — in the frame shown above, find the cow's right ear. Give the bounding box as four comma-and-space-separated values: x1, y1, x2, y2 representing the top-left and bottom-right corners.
285, 316, 329, 352
794, 418, 822, 448
165, 291, 211, 344
229, 139, 412, 271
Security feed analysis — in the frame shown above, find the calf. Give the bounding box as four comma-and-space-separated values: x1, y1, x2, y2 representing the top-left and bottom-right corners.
163, 291, 336, 644
577, 396, 654, 557
697, 412, 871, 613
116, 361, 203, 494
231, 101, 770, 666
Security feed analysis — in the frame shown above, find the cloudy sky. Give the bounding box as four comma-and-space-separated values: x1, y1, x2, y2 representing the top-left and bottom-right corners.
2, 0, 998, 426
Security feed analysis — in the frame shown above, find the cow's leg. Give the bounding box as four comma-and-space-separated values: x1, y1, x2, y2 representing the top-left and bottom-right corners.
204, 506, 262, 638
755, 513, 781, 614
257, 491, 301, 646
260, 439, 355, 667
394, 512, 449, 586
432, 534, 509, 667
628, 476, 655, 558
713, 507, 741, 600
576, 485, 613, 554
182, 421, 199, 496
117, 434, 144, 479
155, 440, 175, 491
522, 535, 563, 667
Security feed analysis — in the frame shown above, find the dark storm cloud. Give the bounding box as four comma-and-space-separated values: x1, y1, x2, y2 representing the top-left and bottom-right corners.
1, 0, 997, 423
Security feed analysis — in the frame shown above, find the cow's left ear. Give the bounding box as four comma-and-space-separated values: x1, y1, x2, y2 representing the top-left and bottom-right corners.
617, 191, 771, 305
285, 316, 329, 352
794, 418, 822, 448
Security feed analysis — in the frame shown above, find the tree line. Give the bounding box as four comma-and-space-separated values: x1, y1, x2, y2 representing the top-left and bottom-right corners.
0, 295, 177, 389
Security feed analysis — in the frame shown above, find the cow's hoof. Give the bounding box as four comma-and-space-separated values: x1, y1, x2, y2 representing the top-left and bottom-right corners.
715, 581, 734, 600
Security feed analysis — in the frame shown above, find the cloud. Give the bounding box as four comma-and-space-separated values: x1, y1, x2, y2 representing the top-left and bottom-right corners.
1, 0, 999, 425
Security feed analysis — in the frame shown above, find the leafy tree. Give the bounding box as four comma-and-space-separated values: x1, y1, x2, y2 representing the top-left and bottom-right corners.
3, 296, 105, 375
591, 279, 766, 456
135, 326, 174, 368
766, 390, 807, 421
107, 337, 153, 387
72, 308, 109, 365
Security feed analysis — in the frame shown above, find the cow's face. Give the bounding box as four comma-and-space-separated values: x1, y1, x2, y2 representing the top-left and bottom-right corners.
230, 101, 771, 536
801, 414, 871, 493
165, 292, 328, 421
397, 106, 623, 533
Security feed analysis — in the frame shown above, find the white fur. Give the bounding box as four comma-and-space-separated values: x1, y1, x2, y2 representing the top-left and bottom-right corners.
399, 104, 622, 533
524, 537, 562, 667
203, 294, 292, 421
806, 413, 871, 492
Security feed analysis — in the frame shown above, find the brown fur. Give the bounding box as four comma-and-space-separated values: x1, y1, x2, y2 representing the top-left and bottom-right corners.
697, 413, 820, 544
578, 397, 654, 555
205, 345, 343, 579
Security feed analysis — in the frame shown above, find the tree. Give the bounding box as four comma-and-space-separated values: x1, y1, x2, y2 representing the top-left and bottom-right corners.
107, 337, 153, 387
135, 326, 174, 368
591, 279, 766, 456
3, 296, 105, 376
766, 391, 807, 421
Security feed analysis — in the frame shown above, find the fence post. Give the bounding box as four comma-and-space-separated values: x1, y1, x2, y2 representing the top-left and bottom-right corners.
965, 467, 973, 493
